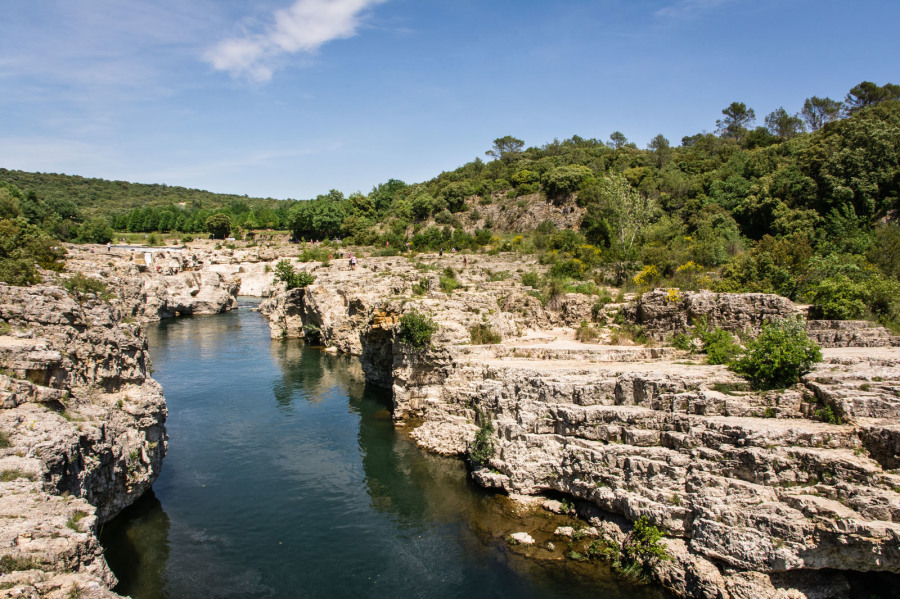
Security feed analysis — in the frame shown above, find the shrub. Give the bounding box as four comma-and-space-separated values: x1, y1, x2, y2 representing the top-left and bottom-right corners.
273, 260, 315, 290
0, 430, 9, 448
730, 317, 822, 390
411, 277, 430, 296
398, 311, 437, 349
64, 273, 113, 301
671, 333, 693, 351
694, 320, 740, 365
521, 271, 541, 289
439, 267, 461, 294
623, 516, 670, 564
469, 323, 501, 345
814, 405, 842, 424
468, 410, 495, 466
298, 247, 331, 263
550, 258, 586, 280
575, 320, 599, 342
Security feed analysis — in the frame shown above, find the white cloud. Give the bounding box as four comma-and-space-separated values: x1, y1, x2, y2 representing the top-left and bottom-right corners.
655, 0, 734, 19
205, 0, 385, 82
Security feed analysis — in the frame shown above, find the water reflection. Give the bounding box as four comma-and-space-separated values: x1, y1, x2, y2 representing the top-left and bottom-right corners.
269, 339, 367, 407
102, 307, 671, 599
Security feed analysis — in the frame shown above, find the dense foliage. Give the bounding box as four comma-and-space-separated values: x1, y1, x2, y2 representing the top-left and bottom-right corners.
2, 81, 899, 331
397, 311, 437, 349
273, 260, 316, 290
731, 318, 823, 389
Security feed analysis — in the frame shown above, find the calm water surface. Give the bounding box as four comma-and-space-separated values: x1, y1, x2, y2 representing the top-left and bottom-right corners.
101, 302, 669, 599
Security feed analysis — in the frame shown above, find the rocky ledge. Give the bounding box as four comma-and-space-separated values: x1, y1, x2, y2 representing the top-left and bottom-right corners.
253, 251, 900, 599
0, 283, 166, 598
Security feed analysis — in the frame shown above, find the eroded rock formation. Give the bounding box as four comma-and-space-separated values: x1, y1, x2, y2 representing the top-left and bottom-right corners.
251, 253, 900, 599
0, 283, 165, 597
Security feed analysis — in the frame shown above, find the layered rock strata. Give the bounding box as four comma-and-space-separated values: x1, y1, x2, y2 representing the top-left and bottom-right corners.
254, 257, 900, 599
0, 284, 166, 597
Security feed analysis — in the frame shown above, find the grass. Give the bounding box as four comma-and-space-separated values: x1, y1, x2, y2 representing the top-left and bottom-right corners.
66, 510, 88, 532
469, 323, 501, 345
0, 469, 36, 482
0, 554, 42, 573
711, 382, 751, 395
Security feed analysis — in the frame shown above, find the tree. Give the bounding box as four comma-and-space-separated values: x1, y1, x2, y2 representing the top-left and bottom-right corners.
205, 213, 232, 239
716, 102, 756, 140
584, 174, 658, 258
485, 136, 524, 163
648, 134, 670, 152
77, 217, 114, 244
543, 165, 593, 197
802, 96, 842, 131
844, 81, 900, 115
608, 131, 628, 150
765, 107, 805, 139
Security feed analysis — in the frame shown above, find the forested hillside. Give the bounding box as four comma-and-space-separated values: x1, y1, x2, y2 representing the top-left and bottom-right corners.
2, 81, 899, 328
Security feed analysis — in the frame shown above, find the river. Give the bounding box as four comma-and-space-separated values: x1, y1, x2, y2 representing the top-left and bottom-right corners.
101, 301, 670, 599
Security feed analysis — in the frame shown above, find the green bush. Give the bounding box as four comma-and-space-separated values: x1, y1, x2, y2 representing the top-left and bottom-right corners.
521, 271, 541, 288
730, 317, 822, 389
64, 273, 113, 300
397, 311, 437, 349
695, 320, 741, 365
439, 267, 461, 294
411, 277, 430, 296
575, 320, 599, 342
468, 410, 495, 466
298, 247, 330, 262
469, 323, 501, 345
623, 516, 670, 564
273, 260, 315, 290
550, 258, 587, 280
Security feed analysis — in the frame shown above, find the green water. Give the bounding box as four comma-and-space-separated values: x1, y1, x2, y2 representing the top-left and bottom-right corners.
101, 303, 669, 599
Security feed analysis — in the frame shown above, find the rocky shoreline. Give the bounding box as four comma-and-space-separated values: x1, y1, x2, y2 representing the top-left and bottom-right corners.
0, 245, 238, 598
4, 241, 898, 598
251, 244, 900, 599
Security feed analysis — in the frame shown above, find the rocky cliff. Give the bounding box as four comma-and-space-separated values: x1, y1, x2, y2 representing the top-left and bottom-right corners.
251, 251, 900, 599
0, 283, 166, 597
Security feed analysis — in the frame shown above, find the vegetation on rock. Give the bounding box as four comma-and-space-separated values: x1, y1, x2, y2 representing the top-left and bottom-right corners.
397, 311, 437, 349
730, 317, 823, 389
273, 260, 315, 290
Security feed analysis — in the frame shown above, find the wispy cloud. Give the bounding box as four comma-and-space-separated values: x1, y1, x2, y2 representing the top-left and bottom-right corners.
205, 0, 385, 82
655, 0, 734, 19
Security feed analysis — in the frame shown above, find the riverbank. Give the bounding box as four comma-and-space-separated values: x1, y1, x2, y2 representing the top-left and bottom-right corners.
17, 241, 899, 599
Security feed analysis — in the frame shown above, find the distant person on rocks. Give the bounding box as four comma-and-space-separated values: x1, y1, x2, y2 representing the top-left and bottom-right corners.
439, 248, 443, 257
107, 242, 111, 251
463, 256, 467, 267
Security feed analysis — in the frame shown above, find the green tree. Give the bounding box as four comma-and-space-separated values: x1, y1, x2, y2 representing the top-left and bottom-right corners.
543, 165, 593, 197
608, 131, 628, 150
76, 217, 114, 244
802, 96, 842, 131
485, 136, 525, 163
716, 102, 756, 140
765, 107, 805, 139
844, 81, 900, 115
205, 213, 232, 239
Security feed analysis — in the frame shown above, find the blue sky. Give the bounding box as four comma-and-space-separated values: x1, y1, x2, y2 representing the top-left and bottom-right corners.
1, 0, 898, 200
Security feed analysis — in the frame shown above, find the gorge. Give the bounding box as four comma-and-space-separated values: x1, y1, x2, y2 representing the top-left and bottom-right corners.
1, 241, 898, 599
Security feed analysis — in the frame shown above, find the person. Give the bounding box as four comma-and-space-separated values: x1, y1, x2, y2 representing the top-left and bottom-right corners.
463, 256, 467, 267
107, 242, 111, 251
439, 248, 443, 257
351, 254, 358, 270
